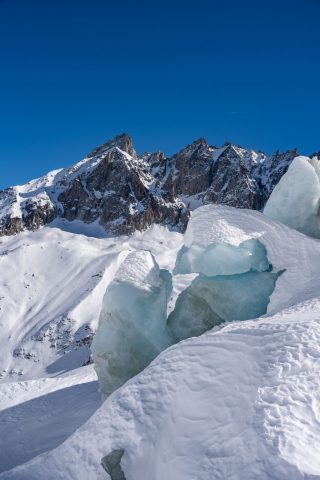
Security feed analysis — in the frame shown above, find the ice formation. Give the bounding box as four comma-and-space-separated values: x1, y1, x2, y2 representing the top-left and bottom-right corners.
174, 239, 270, 275
93, 207, 284, 397
91, 250, 173, 398
169, 209, 282, 341
167, 270, 281, 341
264, 155, 320, 237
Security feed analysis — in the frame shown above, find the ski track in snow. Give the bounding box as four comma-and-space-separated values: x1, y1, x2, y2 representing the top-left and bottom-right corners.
1, 207, 320, 479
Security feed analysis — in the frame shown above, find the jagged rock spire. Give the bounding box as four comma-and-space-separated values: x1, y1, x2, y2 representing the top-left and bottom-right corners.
87, 133, 136, 158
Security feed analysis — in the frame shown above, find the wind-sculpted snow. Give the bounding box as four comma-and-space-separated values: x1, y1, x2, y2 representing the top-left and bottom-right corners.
264, 156, 320, 237
6, 299, 320, 480
91, 251, 173, 398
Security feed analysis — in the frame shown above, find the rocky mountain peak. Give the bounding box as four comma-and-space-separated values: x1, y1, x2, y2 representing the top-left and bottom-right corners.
87, 133, 136, 159
0, 134, 310, 238
174, 137, 209, 159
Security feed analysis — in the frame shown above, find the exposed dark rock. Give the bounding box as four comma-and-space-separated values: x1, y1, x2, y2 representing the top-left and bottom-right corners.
101, 449, 126, 480
0, 134, 305, 237
57, 143, 188, 235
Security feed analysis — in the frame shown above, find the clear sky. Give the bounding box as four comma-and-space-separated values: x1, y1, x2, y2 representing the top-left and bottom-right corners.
1, 0, 320, 189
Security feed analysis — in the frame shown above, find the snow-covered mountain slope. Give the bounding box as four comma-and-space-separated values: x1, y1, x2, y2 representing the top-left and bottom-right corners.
0, 223, 183, 382
4, 298, 320, 480
0, 134, 303, 237
0, 134, 188, 237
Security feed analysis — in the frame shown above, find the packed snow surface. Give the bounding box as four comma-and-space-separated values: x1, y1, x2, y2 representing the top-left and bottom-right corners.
264, 155, 320, 237
2, 205, 320, 479
5, 299, 320, 480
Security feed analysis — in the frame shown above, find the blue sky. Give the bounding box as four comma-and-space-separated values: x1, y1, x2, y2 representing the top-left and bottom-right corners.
1, 0, 320, 188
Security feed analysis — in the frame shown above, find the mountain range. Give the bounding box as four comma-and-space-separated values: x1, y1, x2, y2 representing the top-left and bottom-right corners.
0, 133, 303, 237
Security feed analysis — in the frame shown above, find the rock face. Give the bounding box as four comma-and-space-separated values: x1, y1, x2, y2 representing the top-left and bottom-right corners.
101, 450, 126, 480
164, 140, 298, 210
0, 133, 303, 237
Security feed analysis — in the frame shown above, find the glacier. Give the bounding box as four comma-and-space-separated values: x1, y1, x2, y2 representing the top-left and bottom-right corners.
264, 155, 320, 237
92, 207, 284, 397
4, 205, 320, 479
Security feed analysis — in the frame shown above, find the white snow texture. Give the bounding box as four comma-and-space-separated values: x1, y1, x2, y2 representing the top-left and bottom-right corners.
2, 205, 320, 480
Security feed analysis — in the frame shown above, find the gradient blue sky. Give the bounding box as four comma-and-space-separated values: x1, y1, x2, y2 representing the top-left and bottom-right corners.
1, 0, 320, 188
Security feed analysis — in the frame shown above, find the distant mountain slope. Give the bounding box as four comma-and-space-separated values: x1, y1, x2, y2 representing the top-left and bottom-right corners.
0, 134, 300, 237
0, 224, 183, 382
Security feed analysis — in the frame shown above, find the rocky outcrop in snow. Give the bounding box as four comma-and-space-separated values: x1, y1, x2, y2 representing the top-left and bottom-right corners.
0, 134, 188, 237
0, 133, 302, 237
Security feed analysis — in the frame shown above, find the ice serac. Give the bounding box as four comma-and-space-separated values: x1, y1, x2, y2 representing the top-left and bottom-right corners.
174, 203, 273, 278
167, 271, 280, 341
264, 156, 320, 238
92, 206, 288, 397
169, 209, 281, 340
91, 250, 173, 398
174, 239, 270, 276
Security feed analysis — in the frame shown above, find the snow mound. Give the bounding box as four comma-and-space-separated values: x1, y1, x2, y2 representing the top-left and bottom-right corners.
264, 155, 320, 237
91, 251, 173, 398
6, 298, 320, 480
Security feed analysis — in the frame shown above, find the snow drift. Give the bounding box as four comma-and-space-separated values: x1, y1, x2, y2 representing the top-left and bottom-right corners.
5, 298, 320, 480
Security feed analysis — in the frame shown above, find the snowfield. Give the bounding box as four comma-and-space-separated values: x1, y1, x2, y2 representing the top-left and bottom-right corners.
3, 300, 320, 480
1, 205, 320, 479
